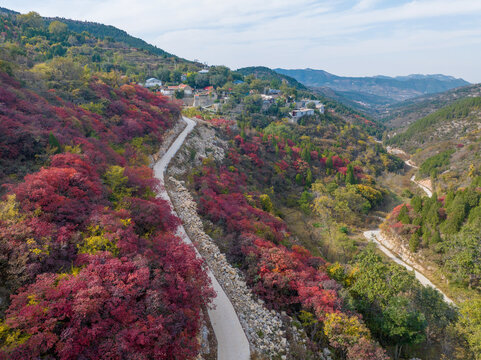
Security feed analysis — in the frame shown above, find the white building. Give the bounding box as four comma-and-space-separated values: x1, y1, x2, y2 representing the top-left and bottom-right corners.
261, 94, 275, 104
198, 69, 209, 74
144, 78, 162, 88
317, 103, 325, 114
289, 108, 315, 120
267, 88, 281, 95
178, 84, 193, 95
160, 86, 178, 96
295, 100, 325, 114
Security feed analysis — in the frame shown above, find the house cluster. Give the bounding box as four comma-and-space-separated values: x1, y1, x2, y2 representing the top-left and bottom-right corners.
142, 75, 326, 120
142, 74, 221, 108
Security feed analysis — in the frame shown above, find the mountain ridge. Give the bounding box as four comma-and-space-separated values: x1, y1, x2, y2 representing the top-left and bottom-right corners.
274, 68, 470, 108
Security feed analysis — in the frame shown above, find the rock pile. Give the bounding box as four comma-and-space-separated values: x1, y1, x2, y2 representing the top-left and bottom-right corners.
168, 177, 289, 358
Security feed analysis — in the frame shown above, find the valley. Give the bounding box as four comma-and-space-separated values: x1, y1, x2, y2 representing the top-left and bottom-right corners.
0, 5, 480, 360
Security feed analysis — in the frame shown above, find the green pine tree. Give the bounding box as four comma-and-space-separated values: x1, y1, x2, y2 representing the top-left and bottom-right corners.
346, 164, 356, 185
326, 156, 333, 169
409, 233, 420, 252
306, 169, 313, 186
48, 132, 61, 154
397, 205, 411, 224
295, 173, 303, 185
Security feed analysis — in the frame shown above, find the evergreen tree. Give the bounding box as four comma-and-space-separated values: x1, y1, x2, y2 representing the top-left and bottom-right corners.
295, 173, 303, 185
285, 146, 292, 157
301, 147, 311, 162
346, 164, 356, 185
306, 169, 313, 186
326, 156, 333, 169
431, 229, 441, 245
444, 190, 455, 208
410, 233, 420, 252
411, 196, 423, 213
397, 205, 411, 224
48, 132, 61, 154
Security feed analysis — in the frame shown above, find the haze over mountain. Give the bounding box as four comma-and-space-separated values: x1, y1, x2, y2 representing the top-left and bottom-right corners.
274, 68, 470, 108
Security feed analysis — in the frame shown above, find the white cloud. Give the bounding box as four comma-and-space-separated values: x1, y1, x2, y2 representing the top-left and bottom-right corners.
2, 0, 481, 81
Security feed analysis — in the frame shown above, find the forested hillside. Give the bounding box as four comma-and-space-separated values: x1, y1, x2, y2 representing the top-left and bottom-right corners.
381, 83, 481, 128
236, 67, 385, 138
384, 97, 481, 190
237, 66, 307, 90
0, 10, 214, 359
377, 85, 481, 359
1, 6, 480, 360
48, 17, 175, 57
386, 97, 481, 150
180, 98, 470, 359
382, 183, 481, 358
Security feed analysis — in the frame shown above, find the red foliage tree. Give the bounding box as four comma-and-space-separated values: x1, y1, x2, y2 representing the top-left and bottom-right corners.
1, 252, 212, 360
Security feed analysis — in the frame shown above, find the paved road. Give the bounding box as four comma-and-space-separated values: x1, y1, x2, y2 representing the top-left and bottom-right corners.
365, 150, 452, 303
153, 116, 251, 360
363, 230, 454, 304
385, 146, 433, 197
410, 175, 433, 197
404, 159, 433, 197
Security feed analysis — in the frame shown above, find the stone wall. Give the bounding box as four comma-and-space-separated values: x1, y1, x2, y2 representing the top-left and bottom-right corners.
167, 177, 289, 358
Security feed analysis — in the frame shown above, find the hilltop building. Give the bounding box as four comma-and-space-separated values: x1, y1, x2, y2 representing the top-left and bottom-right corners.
295, 99, 325, 114
289, 108, 315, 123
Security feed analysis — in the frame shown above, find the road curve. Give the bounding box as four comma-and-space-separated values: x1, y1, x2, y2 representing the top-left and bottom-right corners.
363, 230, 454, 304
153, 116, 250, 360
410, 175, 433, 197
372, 148, 452, 303
405, 159, 433, 197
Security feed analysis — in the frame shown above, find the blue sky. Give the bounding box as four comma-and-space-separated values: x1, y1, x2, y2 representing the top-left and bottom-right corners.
3, 0, 481, 82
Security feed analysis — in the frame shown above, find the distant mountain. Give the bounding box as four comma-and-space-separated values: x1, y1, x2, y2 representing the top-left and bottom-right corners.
237, 66, 307, 90
274, 68, 470, 108
381, 83, 481, 128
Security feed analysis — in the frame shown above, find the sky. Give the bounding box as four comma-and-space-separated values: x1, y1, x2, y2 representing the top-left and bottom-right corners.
3, 0, 481, 83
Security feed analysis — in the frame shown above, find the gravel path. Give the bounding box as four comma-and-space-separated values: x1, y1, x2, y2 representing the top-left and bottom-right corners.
153, 116, 250, 360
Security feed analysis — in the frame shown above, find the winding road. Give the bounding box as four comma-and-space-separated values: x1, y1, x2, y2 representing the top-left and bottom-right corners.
363, 152, 453, 304
364, 230, 453, 304
153, 116, 250, 360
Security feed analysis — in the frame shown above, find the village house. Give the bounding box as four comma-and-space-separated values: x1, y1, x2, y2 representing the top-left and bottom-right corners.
178, 84, 193, 96
198, 69, 209, 74
295, 99, 325, 114
144, 78, 162, 88
159, 84, 194, 97
289, 108, 315, 123
160, 86, 179, 96
261, 94, 275, 104
267, 88, 281, 95
317, 103, 325, 114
